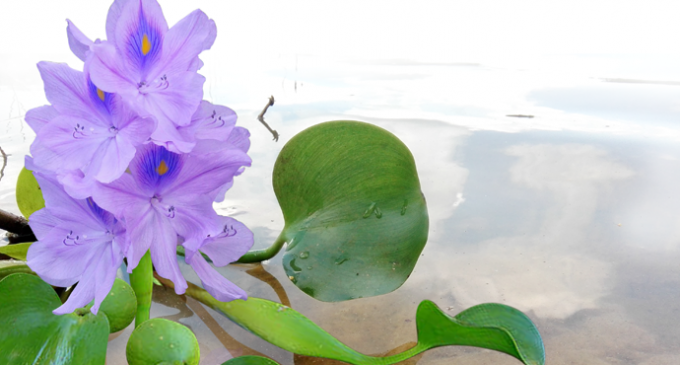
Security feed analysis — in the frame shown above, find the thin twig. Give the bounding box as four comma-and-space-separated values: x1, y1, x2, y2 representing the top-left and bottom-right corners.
0, 145, 7, 182
0, 208, 36, 243
257, 96, 279, 141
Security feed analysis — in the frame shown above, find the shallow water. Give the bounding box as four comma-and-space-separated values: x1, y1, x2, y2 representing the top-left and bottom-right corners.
2, 2, 680, 364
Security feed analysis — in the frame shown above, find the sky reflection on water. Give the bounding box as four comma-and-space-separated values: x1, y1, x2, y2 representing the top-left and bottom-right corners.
2, 1, 680, 364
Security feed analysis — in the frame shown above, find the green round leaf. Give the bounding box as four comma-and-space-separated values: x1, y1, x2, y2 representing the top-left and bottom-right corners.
16, 167, 45, 219
0, 273, 110, 365
126, 318, 200, 365
91, 278, 137, 333
221, 356, 281, 365
273, 121, 429, 301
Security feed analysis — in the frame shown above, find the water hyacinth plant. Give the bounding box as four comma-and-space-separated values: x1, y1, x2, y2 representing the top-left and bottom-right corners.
0, 1, 546, 364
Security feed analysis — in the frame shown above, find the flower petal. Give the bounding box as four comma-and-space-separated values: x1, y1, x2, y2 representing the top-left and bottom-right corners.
57, 169, 97, 200
106, 0, 132, 43
89, 41, 139, 98
32, 171, 100, 227
52, 242, 121, 315
26, 223, 105, 288
179, 101, 236, 143
37, 62, 92, 118
92, 136, 137, 183
159, 10, 214, 76
166, 194, 221, 254
150, 122, 196, 154
189, 253, 246, 302
137, 71, 205, 128
25, 105, 58, 134
163, 148, 251, 199
92, 172, 151, 220
195, 216, 253, 267
121, 205, 155, 270
112, 96, 156, 146
33, 115, 109, 173
145, 209, 187, 294
66, 19, 94, 61
114, 0, 168, 77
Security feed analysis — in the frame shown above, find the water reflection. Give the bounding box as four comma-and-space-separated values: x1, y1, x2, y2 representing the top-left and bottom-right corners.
2, 6, 680, 361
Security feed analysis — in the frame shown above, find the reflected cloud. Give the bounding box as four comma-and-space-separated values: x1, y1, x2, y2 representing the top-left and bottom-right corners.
419, 143, 634, 318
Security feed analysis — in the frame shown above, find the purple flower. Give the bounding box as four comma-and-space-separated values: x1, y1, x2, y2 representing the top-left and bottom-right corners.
29, 62, 155, 198
180, 101, 251, 202
184, 216, 253, 301
25, 159, 126, 315
88, 0, 217, 153
92, 143, 251, 295
66, 19, 94, 62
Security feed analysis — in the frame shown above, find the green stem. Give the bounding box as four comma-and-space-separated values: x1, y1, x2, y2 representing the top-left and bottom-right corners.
175, 234, 288, 264
129, 251, 153, 328
236, 234, 287, 263
157, 276, 426, 365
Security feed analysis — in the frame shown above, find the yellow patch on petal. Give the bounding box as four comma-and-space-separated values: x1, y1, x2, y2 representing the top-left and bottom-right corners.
156, 160, 169, 176
96, 88, 105, 102
142, 34, 151, 55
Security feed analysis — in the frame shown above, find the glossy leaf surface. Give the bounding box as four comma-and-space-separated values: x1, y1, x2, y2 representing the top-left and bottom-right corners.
0, 273, 109, 365
170, 278, 545, 365
0, 242, 32, 261
16, 167, 45, 219
126, 318, 200, 365
273, 121, 429, 301
89, 278, 137, 333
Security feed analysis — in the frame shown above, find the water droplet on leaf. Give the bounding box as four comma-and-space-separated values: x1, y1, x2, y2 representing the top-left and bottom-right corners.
362, 202, 377, 218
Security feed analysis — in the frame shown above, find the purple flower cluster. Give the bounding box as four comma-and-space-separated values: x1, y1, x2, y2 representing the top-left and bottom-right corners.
25, 0, 254, 315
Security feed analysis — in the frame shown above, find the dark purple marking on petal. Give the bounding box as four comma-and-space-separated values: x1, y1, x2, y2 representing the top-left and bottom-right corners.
72, 122, 88, 139
126, 1, 163, 74
134, 143, 183, 192
86, 197, 117, 228
62, 230, 83, 246
87, 77, 113, 115
138, 73, 169, 94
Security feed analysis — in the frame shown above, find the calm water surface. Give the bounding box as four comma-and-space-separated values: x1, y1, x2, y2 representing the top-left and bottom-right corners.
2, 4, 680, 364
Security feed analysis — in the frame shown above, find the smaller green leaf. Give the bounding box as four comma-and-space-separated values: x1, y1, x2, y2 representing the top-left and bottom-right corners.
415, 300, 545, 365
126, 318, 200, 365
0, 242, 32, 261
221, 356, 281, 365
0, 273, 109, 365
88, 278, 137, 333
16, 167, 45, 219
0, 261, 33, 280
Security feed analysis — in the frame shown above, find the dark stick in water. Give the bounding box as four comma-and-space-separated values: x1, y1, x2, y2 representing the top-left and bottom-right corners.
257, 95, 279, 142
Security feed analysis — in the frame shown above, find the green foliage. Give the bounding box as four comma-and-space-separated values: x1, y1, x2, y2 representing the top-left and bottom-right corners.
0, 242, 32, 261
126, 318, 200, 365
178, 279, 545, 365
0, 273, 109, 365
0, 261, 33, 280
16, 167, 45, 219
414, 300, 545, 365
130, 250, 153, 328
273, 121, 429, 301
221, 355, 281, 365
